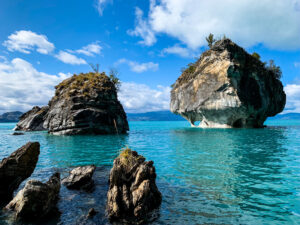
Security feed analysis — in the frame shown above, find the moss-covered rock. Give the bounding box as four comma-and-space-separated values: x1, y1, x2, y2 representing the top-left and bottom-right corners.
44, 72, 129, 135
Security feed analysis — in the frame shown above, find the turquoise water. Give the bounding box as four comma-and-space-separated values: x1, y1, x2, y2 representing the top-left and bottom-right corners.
1, 120, 300, 224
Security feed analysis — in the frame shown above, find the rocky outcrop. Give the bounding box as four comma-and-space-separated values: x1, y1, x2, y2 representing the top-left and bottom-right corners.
5, 172, 61, 220
43, 72, 128, 135
62, 165, 96, 191
170, 39, 286, 128
107, 149, 161, 223
0, 142, 40, 203
14, 106, 48, 131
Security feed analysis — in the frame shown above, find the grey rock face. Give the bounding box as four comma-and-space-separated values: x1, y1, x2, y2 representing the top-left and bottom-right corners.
43, 72, 129, 135
5, 172, 61, 220
170, 39, 286, 128
62, 165, 96, 191
14, 106, 48, 131
107, 149, 161, 223
0, 142, 40, 204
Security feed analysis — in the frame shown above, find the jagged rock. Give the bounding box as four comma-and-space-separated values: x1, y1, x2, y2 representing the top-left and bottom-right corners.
86, 208, 97, 219
170, 39, 286, 128
43, 72, 129, 135
62, 165, 96, 191
14, 106, 48, 131
5, 172, 61, 220
107, 149, 162, 223
0, 142, 40, 203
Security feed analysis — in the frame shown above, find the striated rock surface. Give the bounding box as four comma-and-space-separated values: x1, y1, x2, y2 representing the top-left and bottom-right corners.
107, 149, 162, 223
170, 39, 286, 128
14, 106, 48, 131
43, 72, 129, 135
0, 142, 40, 203
5, 172, 61, 220
62, 165, 96, 191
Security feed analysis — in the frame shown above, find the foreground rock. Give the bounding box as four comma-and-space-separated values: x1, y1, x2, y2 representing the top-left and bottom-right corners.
170, 39, 286, 128
14, 106, 48, 131
5, 172, 61, 220
62, 165, 96, 191
0, 142, 40, 203
107, 149, 162, 223
43, 72, 129, 135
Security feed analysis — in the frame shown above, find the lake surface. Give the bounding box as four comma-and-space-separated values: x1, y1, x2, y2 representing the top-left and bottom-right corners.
0, 120, 300, 225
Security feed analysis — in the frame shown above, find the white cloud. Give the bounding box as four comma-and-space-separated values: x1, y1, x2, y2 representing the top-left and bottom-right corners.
284, 84, 300, 113
3, 30, 54, 54
119, 82, 171, 113
131, 0, 300, 50
116, 58, 158, 73
75, 42, 102, 56
161, 44, 199, 58
95, 0, 112, 16
55, 51, 87, 65
0, 57, 70, 114
127, 7, 157, 46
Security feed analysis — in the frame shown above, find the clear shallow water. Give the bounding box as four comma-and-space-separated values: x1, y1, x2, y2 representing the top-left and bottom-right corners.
0, 120, 300, 224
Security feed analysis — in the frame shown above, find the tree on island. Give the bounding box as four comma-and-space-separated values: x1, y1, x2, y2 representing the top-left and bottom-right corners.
266, 59, 282, 79
252, 52, 261, 60
206, 33, 216, 48
89, 63, 121, 91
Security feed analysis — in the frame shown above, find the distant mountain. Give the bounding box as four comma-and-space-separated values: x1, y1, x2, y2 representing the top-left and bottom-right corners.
0, 111, 23, 122
127, 111, 185, 121
268, 113, 300, 120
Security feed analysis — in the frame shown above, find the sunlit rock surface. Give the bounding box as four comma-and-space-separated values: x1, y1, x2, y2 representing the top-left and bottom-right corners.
62, 165, 96, 191
170, 39, 286, 128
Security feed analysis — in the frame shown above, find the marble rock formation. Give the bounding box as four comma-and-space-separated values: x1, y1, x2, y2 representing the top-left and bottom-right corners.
0, 142, 40, 204
62, 165, 96, 191
170, 39, 286, 128
43, 72, 129, 135
5, 172, 61, 221
107, 149, 162, 223
14, 106, 48, 131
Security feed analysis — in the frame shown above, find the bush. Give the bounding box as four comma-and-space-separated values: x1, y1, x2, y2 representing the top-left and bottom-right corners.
266, 60, 282, 80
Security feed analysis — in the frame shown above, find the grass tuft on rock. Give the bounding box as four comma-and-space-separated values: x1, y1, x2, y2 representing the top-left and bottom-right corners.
118, 148, 145, 171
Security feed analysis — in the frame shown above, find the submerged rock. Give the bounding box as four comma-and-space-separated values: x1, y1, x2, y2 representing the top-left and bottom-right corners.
14, 106, 48, 131
62, 165, 96, 191
12, 132, 24, 135
0, 142, 40, 203
170, 39, 286, 128
5, 172, 61, 220
107, 149, 162, 223
43, 72, 129, 135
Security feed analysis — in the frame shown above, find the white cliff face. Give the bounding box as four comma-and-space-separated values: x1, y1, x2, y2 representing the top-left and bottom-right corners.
170, 39, 286, 128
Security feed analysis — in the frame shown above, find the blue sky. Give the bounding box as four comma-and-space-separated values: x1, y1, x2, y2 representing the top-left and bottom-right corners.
0, 0, 300, 113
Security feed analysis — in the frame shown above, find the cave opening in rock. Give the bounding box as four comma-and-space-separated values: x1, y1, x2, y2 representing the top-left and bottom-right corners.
232, 119, 243, 128
193, 121, 201, 126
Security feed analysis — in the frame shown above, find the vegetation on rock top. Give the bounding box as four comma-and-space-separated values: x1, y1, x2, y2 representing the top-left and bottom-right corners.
54, 72, 119, 99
